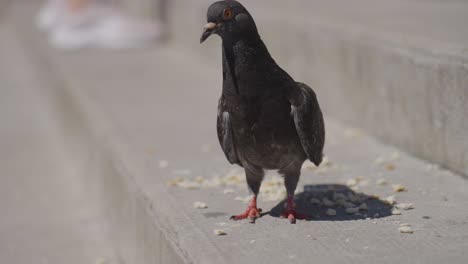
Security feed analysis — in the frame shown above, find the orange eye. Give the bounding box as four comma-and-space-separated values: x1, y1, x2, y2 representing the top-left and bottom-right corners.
223, 8, 233, 20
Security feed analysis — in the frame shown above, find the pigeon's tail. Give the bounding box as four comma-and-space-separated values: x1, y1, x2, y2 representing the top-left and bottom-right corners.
310, 152, 323, 167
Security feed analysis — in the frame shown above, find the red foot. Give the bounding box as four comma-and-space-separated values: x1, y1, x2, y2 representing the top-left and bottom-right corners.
280, 196, 310, 224
230, 196, 262, 223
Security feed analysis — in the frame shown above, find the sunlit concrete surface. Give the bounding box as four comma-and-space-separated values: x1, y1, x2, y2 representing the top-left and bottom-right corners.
1, 1, 467, 263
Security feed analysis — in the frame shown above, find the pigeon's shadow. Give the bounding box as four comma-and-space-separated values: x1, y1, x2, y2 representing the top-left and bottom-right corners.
268, 184, 392, 221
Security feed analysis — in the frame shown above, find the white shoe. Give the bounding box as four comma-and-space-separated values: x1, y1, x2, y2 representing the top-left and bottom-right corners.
47, 4, 163, 49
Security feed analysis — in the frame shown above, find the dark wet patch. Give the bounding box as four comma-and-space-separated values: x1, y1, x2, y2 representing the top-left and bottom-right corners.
269, 184, 392, 221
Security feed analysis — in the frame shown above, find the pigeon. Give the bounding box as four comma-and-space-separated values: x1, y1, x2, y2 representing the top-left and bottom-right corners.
200, 0, 325, 224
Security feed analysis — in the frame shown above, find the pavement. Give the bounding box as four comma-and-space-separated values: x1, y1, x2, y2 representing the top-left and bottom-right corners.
1, 1, 468, 264
0, 20, 118, 264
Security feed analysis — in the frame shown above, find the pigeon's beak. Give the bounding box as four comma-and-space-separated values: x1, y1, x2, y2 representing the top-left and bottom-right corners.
200, 22, 217, 43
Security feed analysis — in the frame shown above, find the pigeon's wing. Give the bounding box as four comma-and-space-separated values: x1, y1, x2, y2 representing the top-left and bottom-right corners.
217, 96, 241, 165
289, 82, 325, 166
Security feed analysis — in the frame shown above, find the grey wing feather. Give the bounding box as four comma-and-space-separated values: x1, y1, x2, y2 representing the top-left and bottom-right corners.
217, 97, 240, 165
290, 82, 325, 166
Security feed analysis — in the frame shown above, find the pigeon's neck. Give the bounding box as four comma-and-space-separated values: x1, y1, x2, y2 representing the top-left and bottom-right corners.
222, 35, 274, 97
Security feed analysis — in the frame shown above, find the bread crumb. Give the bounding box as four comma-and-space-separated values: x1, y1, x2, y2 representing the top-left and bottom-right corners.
177, 181, 200, 189
223, 189, 234, 194
326, 208, 337, 216
345, 207, 359, 214
399, 223, 411, 227
395, 203, 414, 210
214, 229, 227, 236
172, 169, 192, 176
391, 208, 402, 215
359, 203, 368, 211
346, 178, 358, 187
194, 176, 205, 183
159, 160, 169, 168
310, 198, 321, 204
95, 257, 107, 264
168, 177, 184, 186
385, 163, 396, 171
393, 184, 407, 192
333, 192, 347, 201
385, 195, 397, 205
390, 152, 400, 161
250, 240, 256, 244
376, 179, 387, 186
398, 226, 413, 234
375, 157, 385, 165
193, 201, 208, 209
322, 198, 335, 207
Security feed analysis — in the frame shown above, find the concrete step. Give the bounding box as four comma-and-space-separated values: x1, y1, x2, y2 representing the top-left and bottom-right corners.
6, 1, 468, 264
169, 0, 468, 177
0, 22, 118, 264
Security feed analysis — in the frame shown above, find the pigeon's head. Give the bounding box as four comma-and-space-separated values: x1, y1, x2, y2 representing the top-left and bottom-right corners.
200, 0, 257, 43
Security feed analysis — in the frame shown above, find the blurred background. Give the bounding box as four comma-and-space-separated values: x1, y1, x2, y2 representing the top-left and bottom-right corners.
0, 0, 467, 263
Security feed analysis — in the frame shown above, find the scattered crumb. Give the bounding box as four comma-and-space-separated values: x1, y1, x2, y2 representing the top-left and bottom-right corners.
345, 207, 359, 214
333, 192, 347, 201
346, 178, 358, 187
376, 179, 388, 186
345, 238, 350, 243
95, 257, 107, 264
172, 169, 192, 176
214, 229, 227, 236
250, 240, 256, 244
195, 176, 205, 183
393, 184, 407, 192
375, 157, 385, 165
301, 160, 316, 170
395, 203, 414, 210
159, 160, 169, 168
193, 201, 208, 209
372, 221, 378, 224
391, 208, 402, 215
343, 201, 356, 208
385, 163, 396, 171
399, 226, 413, 234
365, 217, 371, 220
217, 222, 227, 226
322, 156, 332, 166
373, 213, 380, 218
322, 198, 335, 207
310, 198, 321, 204
390, 152, 400, 161
370, 194, 380, 200
223, 189, 234, 194
326, 208, 337, 216
385, 195, 397, 205
359, 203, 368, 211
177, 181, 200, 189
167, 177, 184, 186
399, 223, 411, 227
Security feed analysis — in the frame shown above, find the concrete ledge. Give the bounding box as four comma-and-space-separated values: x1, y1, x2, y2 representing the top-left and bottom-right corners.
168, 0, 468, 176
9, 2, 468, 264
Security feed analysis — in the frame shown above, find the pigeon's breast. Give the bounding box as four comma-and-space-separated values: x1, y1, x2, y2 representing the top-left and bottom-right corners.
229, 95, 305, 168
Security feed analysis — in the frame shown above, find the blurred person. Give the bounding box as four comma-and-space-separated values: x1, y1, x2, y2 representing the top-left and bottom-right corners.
36, 0, 163, 49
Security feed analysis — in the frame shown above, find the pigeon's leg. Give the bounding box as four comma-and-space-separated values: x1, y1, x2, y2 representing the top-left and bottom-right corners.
230, 165, 264, 223
280, 163, 309, 224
